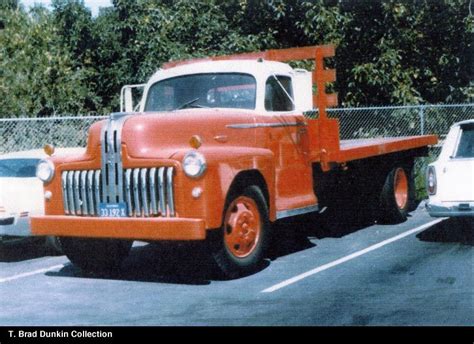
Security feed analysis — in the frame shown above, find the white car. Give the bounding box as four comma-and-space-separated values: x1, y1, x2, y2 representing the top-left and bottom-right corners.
426, 119, 474, 217
0, 148, 85, 251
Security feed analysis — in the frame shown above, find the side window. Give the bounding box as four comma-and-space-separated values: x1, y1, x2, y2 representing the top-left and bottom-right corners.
454, 125, 474, 158
265, 76, 294, 112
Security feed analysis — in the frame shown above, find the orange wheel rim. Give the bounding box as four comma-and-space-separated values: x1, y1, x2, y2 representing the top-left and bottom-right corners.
394, 168, 408, 209
224, 196, 261, 258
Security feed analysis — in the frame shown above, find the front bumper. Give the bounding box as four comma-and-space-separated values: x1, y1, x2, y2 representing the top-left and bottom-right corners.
31, 215, 207, 241
426, 201, 474, 218
0, 216, 32, 237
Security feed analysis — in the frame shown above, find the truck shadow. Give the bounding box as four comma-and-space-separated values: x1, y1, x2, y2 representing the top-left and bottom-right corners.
267, 209, 377, 260
44, 208, 385, 283
0, 238, 58, 263
47, 243, 214, 285
417, 218, 473, 245
46, 242, 270, 284
45, 208, 378, 283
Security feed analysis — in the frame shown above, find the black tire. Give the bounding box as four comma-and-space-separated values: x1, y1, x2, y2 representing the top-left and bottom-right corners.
60, 237, 132, 274
407, 164, 417, 212
44, 236, 63, 255
211, 185, 270, 279
379, 165, 412, 224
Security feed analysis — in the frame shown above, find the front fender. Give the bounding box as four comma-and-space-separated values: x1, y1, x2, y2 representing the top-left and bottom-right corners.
174, 146, 276, 229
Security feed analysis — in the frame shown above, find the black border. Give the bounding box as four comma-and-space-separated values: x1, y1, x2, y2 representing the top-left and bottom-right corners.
0, 326, 472, 344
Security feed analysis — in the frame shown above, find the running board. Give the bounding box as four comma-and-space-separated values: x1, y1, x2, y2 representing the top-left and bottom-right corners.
276, 204, 319, 220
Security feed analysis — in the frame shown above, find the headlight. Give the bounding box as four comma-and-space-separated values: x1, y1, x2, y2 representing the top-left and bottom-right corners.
182, 151, 206, 178
426, 166, 437, 195
36, 159, 55, 183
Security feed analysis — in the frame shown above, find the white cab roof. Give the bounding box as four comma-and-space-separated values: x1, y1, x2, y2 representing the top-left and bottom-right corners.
147, 60, 294, 85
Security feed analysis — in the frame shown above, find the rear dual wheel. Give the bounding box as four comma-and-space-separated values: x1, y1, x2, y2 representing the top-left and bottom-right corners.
379, 166, 413, 223
211, 185, 270, 278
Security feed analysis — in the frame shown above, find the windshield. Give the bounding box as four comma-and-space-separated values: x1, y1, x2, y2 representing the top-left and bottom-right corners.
144, 73, 256, 112
454, 125, 474, 158
0, 158, 40, 177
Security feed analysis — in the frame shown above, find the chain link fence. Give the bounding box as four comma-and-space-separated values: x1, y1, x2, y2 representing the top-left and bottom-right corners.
0, 104, 472, 154
327, 103, 473, 142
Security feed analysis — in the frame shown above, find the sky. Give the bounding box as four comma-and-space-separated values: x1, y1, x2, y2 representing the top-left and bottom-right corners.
21, 0, 113, 17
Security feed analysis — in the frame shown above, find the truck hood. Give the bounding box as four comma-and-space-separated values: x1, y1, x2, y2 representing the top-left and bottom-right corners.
119, 109, 258, 159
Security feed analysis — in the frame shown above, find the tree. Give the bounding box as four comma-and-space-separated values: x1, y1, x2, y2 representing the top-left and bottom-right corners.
0, 6, 92, 117
52, 0, 100, 111
338, 0, 473, 106
0, 0, 471, 117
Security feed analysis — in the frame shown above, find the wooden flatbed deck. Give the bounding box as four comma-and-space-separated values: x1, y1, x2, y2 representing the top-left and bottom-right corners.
336, 135, 438, 163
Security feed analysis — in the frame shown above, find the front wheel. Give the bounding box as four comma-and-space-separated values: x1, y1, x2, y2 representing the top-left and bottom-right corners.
379, 166, 412, 223
211, 185, 270, 278
60, 237, 132, 274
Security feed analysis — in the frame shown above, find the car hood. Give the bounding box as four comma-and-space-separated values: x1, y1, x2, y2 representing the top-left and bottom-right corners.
0, 177, 44, 215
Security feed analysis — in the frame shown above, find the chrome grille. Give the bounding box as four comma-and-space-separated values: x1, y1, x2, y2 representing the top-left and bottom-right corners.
62, 170, 102, 216
61, 113, 175, 217
61, 167, 175, 217
101, 113, 127, 204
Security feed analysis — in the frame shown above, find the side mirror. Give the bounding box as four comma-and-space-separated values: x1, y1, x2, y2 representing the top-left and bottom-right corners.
120, 84, 146, 113
124, 87, 133, 112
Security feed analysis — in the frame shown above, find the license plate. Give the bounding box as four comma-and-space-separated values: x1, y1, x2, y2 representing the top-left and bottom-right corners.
99, 203, 127, 218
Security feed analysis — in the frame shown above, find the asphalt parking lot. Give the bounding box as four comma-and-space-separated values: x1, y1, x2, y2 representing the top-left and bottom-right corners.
0, 204, 472, 326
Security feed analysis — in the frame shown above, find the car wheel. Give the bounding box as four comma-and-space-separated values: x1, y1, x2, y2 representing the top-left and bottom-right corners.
379, 166, 411, 223
60, 237, 132, 274
211, 185, 270, 279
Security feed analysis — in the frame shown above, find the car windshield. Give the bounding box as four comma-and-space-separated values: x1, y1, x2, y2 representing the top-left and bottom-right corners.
144, 73, 256, 112
0, 158, 40, 177
454, 125, 474, 158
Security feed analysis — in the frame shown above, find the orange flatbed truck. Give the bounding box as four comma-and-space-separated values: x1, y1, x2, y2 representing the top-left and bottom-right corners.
32, 45, 437, 277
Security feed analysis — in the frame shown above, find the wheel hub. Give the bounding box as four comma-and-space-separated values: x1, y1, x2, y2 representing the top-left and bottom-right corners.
224, 196, 261, 258
394, 168, 408, 209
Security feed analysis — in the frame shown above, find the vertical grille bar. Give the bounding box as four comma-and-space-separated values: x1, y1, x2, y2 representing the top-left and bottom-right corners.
149, 168, 158, 215
61, 171, 69, 215
132, 168, 141, 216
94, 170, 101, 215
87, 170, 95, 215
157, 167, 166, 215
106, 129, 117, 202
140, 168, 149, 217
100, 113, 128, 206
101, 127, 108, 203
72, 171, 82, 215
125, 169, 133, 216
166, 167, 175, 217
115, 131, 124, 203
107, 129, 117, 202
67, 171, 75, 214
73, 171, 82, 215
80, 171, 88, 215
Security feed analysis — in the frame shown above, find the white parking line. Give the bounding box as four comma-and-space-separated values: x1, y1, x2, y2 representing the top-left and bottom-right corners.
0, 264, 65, 283
262, 218, 447, 293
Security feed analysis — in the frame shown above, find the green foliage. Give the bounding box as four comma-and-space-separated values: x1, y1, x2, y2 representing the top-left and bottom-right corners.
0, 0, 19, 11
339, 0, 473, 106
0, 6, 94, 117
0, 0, 472, 116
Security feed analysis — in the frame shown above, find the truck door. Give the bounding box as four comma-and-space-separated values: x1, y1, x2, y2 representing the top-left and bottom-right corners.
439, 123, 474, 202
260, 75, 317, 216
